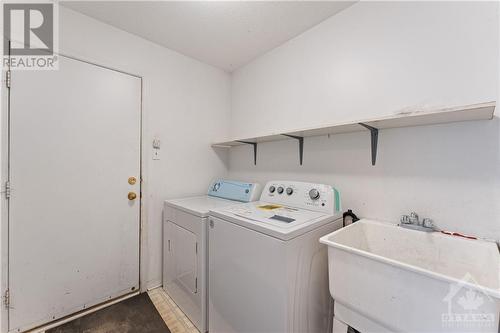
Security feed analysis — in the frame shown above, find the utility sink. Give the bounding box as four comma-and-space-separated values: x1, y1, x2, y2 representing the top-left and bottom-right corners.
320, 219, 500, 333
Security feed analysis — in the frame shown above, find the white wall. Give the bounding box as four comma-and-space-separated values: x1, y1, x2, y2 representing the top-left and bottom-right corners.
228, 1, 500, 241
58, 7, 231, 288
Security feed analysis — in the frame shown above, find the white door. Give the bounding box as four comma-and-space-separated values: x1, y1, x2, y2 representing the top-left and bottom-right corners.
8, 56, 141, 332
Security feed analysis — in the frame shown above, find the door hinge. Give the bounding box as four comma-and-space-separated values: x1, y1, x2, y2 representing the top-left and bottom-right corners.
3, 289, 10, 309
2, 181, 11, 199
195, 278, 197, 294
195, 242, 198, 254
5, 70, 11, 89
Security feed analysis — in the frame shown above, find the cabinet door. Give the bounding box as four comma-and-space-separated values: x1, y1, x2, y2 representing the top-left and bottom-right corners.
165, 221, 198, 294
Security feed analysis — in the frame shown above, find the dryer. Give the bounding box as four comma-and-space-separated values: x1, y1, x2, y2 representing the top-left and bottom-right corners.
163, 180, 261, 332
208, 181, 342, 333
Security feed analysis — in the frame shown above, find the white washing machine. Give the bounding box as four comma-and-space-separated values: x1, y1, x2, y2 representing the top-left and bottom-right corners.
208, 181, 343, 333
163, 180, 261, 333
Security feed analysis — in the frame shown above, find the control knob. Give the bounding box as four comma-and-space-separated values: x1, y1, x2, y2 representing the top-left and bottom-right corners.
309, 188, 320, 200
277, 187, 284, 194
286, 187, 293, 195
269, 186, 276, 193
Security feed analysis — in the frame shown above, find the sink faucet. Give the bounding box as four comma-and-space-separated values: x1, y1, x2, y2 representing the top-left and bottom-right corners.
400, 212, 436, 232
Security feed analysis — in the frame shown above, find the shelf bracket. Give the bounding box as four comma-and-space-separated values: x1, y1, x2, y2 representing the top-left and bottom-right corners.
236, 141, 257, 165
281, 134, 304, 165
359, 123, 379, 166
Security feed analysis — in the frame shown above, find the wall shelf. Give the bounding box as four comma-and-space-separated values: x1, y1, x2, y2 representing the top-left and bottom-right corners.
212, 101, 496, 166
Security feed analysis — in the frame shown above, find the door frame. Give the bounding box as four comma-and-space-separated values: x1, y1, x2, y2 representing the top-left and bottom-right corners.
0, 51, 147, 333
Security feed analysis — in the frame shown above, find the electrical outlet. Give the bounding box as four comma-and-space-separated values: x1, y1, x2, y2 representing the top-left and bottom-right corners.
153, 148, 160, 160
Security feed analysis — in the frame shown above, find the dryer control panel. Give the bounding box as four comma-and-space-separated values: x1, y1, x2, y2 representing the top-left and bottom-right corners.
261, 181, 341, 215
208, 179, 261, 202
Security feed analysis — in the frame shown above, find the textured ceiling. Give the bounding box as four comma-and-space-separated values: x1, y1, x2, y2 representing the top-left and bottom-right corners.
62, 1, 356, 71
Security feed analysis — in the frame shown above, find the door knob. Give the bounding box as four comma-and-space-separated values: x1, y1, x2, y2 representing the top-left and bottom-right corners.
128, 192, 137, 200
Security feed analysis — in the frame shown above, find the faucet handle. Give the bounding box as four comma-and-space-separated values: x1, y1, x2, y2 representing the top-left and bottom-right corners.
400, 215, 411, 224
422, 218, 434, 228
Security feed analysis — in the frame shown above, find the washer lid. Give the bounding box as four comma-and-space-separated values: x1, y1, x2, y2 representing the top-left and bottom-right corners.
165, 195, 243, 218
210, 201, 341, 240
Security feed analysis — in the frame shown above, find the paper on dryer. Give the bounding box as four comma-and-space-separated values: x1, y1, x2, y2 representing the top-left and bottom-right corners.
257, 204, 282, 210
226, 204, 327, 227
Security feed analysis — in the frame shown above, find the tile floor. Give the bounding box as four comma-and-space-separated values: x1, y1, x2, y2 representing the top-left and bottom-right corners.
148, 288, 200, 333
